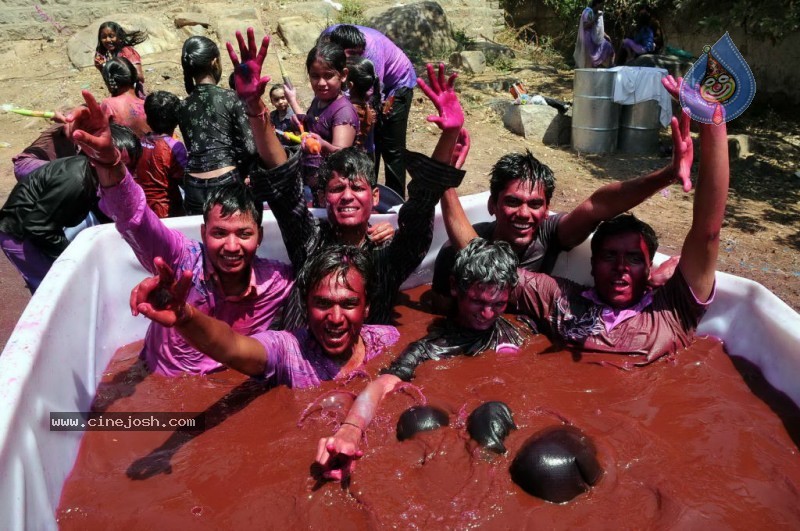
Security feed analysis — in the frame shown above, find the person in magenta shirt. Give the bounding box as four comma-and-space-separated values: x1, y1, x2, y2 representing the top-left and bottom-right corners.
100, 57, 150, 138
66, 90, 294, 376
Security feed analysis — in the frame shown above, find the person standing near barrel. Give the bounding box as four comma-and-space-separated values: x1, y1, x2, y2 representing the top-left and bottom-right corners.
574, 0, 615, 68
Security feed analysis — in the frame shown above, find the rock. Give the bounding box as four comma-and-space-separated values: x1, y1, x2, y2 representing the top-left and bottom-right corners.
276, 16, 325, 54
174, 13, 211, 29
450, 51, 486, 74
503, 103, 570, 145
215, 17, 265, 45
365, 1, 456, 58
67, 15, 183, 69
466, 41, 515, 63
728, 134, 751, 160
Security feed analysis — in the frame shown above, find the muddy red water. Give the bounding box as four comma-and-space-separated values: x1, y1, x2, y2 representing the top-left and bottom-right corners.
57, 287, 800, 528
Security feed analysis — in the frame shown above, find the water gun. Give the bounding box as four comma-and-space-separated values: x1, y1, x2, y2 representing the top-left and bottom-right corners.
275, 126, 321, 154
276, 51, 293, 90
2, 105, 55, 119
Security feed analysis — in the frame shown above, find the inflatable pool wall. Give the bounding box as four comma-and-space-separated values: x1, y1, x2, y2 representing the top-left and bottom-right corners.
1, 192, 799, 530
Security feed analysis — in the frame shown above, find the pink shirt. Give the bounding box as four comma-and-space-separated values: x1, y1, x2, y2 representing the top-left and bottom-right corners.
101, 93, 150, 138
99, 172, 294, 376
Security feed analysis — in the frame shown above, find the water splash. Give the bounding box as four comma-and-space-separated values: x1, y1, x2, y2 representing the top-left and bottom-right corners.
679, 32, 756, 125
297, 390, 357, 427
393, 382, 428, 405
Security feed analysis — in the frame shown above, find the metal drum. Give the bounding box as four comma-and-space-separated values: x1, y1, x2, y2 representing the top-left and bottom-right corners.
571, 68, 619, 153
618, 100, 661, 154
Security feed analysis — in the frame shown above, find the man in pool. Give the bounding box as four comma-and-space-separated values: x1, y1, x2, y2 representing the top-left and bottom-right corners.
315, 238, 525, 480
430, 114, 693, 313
66, 90, 294, 376
440, 75, 729, 366
227, 30, 465, 327
130, 245, 399, 387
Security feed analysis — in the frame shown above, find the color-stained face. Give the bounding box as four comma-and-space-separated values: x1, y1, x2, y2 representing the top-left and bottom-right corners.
269, 89, 289, 112
308, 59, 347, 102
452, 282, 510, 331
100, 28, 119, 52
489, 179, 549, 253
307, 269, 368, 357
590, 232, 652, 310
200, 205, 262, 281
324, 173, 379, 231
700, 72, 736, 104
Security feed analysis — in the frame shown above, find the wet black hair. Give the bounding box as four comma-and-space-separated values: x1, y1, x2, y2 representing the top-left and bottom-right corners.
95, 21, 148, 56
101, 57, 137, 96
181, 36, 221, 95
327, 24, 366, 50
296, 244, 375, 304
144, 91, 180, 135
305, 41, 347, 75
346, 56, 380, 111
590, 213, 659, 260
452, 237, 519, 293
110, 123, 142, 168
317, 147, 377, 193
202, 180, 263, 227
489, 149, 556, 205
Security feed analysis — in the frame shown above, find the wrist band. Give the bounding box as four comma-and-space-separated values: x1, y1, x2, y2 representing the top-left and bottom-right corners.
341, 421, 363, 433
245, 107, 269, 121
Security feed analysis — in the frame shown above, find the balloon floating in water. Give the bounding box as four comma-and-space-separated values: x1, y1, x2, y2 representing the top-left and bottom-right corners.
396, 406, 449, 441
467, 401, 517, 453
510, 426, 602, 503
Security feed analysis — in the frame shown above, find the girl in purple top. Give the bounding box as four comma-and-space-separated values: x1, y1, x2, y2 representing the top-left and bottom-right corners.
287, 41, 358, 199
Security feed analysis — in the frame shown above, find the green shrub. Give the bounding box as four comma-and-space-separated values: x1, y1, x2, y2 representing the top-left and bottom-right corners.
336, 0, 365, 25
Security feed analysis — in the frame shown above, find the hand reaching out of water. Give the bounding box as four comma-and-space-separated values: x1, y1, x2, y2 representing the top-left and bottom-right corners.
451, 127, 470, 169
130, 257, 194, 327
226, 27, 271, 108
315, 424, 364, 482
67, 90, 117, 165
416, 63, 463, 132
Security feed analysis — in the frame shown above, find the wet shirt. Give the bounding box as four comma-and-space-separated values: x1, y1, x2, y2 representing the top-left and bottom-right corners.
251, 147, 465, 327
431, 215, 565, 299
135, 133, 187, 218
178, 83, 257, 175
382, 316, 528, 382
512, 268, 713, 362
99, 171, 294, 376
101, 93, 150, 138
322, 25, 417, 99
254, 325, 399, 388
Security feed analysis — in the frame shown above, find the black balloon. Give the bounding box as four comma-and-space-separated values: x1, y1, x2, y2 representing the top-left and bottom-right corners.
467, 401, 517, 453
396, 406, 449, 441
509, 426, 603, 503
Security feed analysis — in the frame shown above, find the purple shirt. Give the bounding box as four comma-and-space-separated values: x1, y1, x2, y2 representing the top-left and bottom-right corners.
324, 25, 417, 98
253, 324, 400, 388
99, 171, 294, 376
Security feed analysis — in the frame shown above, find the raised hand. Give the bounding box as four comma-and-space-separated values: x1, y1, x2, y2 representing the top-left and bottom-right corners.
67, 90, 118, 164
130, 257, 194, 327
416, 63, 463, 132
662, 74, 682, 101
670, 111, 693, 192
315, 425, 364, 482
226, 27, 271, 107
451, 127, 470, 169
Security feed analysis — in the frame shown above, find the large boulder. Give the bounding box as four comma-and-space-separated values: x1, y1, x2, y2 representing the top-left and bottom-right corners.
67, 15, 182, 69
365, 1, 456, 58
277, 16, 326, 54
503, 103, 570, 146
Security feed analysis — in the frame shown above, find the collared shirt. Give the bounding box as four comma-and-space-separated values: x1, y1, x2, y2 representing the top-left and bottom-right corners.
99, 171, 294, 376
512, 268, 714, 362
581, 288, 655, 332
254, 324, 399, 389
251, 147, 465, 328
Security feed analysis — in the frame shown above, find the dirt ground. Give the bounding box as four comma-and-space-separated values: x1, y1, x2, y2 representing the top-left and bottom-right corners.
1, 20, 798, 349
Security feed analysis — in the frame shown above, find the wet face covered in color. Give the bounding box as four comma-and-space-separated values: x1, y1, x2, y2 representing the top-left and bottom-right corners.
307, 268, 369, 358
590, 231, 652, 310
200, 205, 262, 281
308, 59, 347, 102
100, 27, 119, 52
489, 179, 550, 253
324, 173, 379, 231
453, 282, 510, 332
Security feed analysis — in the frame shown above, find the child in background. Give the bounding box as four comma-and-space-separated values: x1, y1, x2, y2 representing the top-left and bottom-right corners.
269, 84, 298, 146
100, 57, 150, 138
285, 41, 357, 195
345, 56, 379, 158
135, 91, 187, 218
94, 21, 147, 98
